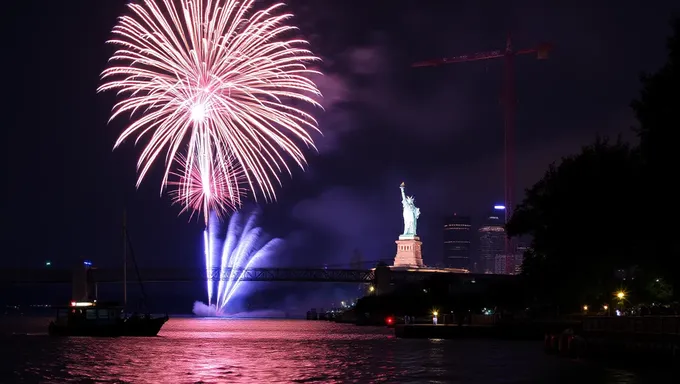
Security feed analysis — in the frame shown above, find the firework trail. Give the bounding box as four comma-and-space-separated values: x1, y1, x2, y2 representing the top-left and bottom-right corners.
100, 0, 323, 219
201, 209, 281, 311
168, 150, 246, 224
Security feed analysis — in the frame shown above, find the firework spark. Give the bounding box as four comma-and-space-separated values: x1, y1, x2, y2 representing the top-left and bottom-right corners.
100, 0, 323, 208
168, 149, 246, 224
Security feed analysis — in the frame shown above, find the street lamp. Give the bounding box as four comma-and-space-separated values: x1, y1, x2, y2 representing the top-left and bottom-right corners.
582, 305, 588, 311
614, 291, 627, 315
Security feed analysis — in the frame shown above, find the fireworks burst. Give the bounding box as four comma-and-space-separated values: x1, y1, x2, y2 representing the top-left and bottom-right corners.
168, 149, 246, 225
99, 0, 323, 216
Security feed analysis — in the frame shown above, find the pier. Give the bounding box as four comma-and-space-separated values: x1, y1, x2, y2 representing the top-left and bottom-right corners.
392, 315, 680, 361
394, 317, 580, 340
580, 316, 680, 359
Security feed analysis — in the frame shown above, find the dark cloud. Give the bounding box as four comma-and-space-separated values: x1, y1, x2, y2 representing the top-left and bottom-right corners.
313, 42, 473, 148
292, 187, 395, 264
308, 72, 354, 153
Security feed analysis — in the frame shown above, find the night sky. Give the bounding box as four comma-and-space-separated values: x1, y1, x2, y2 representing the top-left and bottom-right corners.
6, 0, 678, 276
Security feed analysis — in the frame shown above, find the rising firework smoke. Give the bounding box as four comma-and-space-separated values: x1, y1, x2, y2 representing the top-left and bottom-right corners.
199, 209, 282, 315
100, 0, 323, 222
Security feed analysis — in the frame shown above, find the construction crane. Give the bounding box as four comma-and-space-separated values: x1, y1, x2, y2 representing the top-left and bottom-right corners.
413, 34, 552, 275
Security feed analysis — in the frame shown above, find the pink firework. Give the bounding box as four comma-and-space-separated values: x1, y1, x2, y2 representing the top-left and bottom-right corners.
99, 0, 323, 213
168, 149, 246, 225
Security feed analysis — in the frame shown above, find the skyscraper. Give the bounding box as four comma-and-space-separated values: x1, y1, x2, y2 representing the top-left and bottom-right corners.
443, 214, 472, 269
479, 208, 505, 274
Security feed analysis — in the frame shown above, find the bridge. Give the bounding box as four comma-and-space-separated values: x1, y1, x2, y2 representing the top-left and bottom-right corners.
0, 266, 485, 284
0, 266, 515, 302
0, 267, 376, 284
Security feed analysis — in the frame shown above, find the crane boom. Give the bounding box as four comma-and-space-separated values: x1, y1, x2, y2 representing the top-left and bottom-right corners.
413, 43, 551, 67
413, 50, 504, 67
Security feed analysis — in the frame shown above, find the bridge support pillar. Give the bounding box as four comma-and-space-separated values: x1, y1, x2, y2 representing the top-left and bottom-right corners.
374, 265, 393, 296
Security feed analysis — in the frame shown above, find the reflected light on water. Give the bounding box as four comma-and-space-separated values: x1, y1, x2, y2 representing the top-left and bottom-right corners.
1, 318, 671, 383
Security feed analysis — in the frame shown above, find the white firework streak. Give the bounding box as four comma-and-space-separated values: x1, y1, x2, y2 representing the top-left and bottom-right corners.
99, 0, 323, 220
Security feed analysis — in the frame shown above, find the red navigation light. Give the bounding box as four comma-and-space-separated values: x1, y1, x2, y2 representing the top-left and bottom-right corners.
385, 316, 394, 325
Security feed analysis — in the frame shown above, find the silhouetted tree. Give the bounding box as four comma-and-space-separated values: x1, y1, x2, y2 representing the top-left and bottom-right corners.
631, 17, 680, 295
633, 18, 680, 167
507, 138, 643, 311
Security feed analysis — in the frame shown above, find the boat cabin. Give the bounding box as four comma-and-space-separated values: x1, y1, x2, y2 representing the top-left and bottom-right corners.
49, 301, 168, 337
53, 301, 124, 327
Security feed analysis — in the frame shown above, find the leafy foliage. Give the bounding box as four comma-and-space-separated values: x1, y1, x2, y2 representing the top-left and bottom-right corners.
632, 18, 680, 168
507, 139, 643, 309
631, 17, 680, 295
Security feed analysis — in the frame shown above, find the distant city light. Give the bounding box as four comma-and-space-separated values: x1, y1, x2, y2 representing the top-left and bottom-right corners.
494, 205, 506, 210
45, 261, 51, 267
83, 260, 93, 267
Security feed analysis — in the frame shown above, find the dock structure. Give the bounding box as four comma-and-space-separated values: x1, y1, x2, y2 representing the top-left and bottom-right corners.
394, 315, 680, 361
581, 316, 680, 358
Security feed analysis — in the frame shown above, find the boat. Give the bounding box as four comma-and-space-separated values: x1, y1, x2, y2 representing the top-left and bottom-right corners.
48, 300, 169, 337
48, 211, 169, 337
122, 312, 169, 336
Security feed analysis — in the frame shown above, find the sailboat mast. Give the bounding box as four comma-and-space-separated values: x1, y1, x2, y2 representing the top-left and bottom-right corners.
123, 209, 127, 307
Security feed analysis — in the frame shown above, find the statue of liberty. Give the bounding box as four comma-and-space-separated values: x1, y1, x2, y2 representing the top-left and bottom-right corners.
399, 182, 420, 237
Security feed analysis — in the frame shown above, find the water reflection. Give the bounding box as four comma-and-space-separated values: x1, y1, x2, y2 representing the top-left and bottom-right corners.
0, 318, 670, 383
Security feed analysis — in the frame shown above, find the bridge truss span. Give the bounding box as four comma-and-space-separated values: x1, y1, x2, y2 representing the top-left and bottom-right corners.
0, 267, 375, 284
213, 268, 375, 283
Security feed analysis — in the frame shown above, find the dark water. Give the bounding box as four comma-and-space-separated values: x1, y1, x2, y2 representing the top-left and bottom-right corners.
0, 317, 673, 383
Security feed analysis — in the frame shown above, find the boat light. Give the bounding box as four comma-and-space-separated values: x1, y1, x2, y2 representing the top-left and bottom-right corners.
71, 301, 94, 307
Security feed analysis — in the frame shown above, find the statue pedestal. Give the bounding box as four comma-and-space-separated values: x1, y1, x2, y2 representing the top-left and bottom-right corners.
394, 236, 424, 268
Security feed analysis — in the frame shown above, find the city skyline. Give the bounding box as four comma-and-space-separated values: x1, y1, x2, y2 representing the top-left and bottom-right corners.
441, 207, 530, 274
